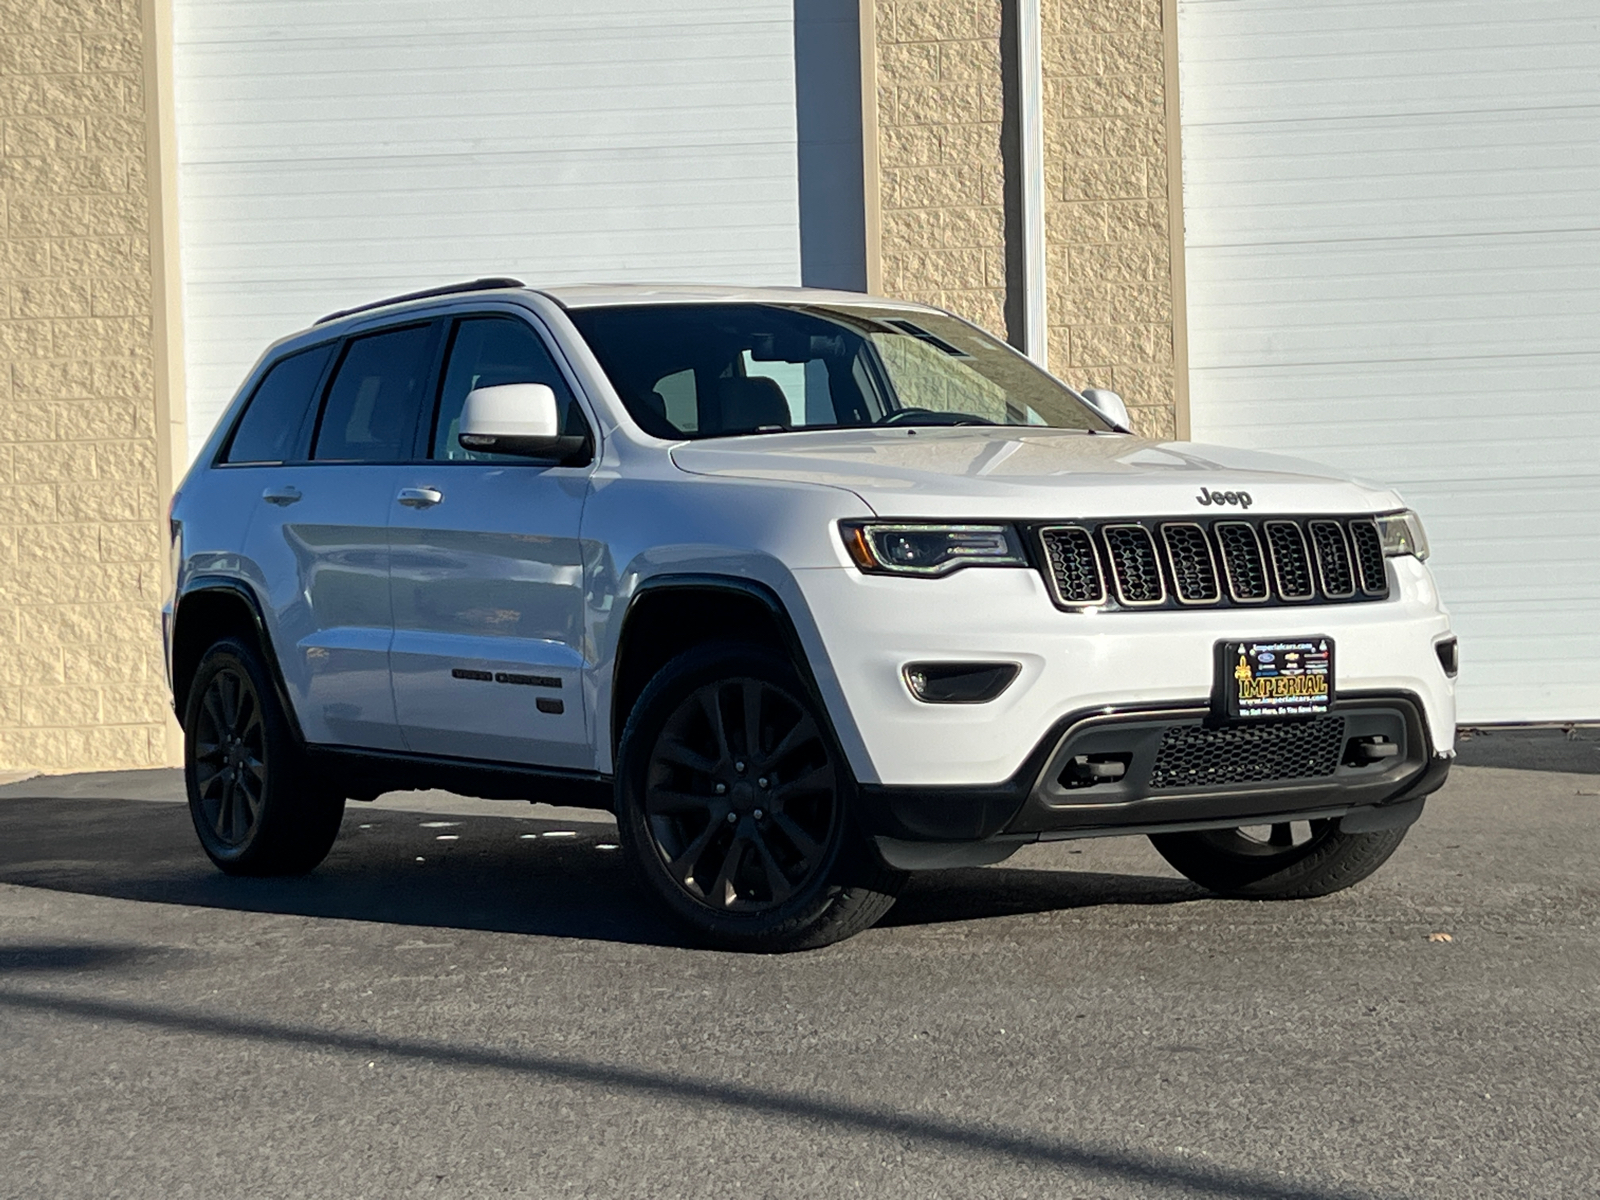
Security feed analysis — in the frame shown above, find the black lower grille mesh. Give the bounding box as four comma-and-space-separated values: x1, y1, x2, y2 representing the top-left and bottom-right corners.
1148, 717, 1347, 790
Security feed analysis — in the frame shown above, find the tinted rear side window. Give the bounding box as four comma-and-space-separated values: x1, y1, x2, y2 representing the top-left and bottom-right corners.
223, 343, 334, 464
312, 324, 438, 462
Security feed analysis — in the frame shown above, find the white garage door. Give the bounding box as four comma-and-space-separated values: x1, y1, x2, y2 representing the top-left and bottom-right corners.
1178, 0, 1600, 723
173, 0, 803, 460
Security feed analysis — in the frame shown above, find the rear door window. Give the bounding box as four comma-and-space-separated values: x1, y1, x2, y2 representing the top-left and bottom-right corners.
223, 343, 335, 464
312, 323, 440, 462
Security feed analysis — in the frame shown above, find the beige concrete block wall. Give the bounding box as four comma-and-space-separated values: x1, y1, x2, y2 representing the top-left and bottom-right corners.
871, 0, 1182, 437
0, 0, 171, 771
873, 0, 1010, 337
1042, 0, 1177, 438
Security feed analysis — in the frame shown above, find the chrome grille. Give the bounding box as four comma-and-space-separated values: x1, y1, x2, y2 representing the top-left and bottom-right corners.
1034, 515, 1393, 610
1348, 519, 1388, 596
1264, 520, 1315, 601
1160, 523, 1220, 604
1215, 521, 1270, 602
1039, 526, 1105, 606
1102, 524, 1165, 605
1308, 520, 1355, 598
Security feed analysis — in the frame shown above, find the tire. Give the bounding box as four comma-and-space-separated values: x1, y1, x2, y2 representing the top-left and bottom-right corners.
616, 642, 904, 951
1149, 819, 1409, 899
183, 636, 345, 876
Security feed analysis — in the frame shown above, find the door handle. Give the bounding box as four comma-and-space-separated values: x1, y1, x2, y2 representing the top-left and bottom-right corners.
396, 486, 444, 509
261, 486, 302, 506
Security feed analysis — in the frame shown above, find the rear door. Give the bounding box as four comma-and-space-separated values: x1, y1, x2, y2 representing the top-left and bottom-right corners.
243, 321, 442, 750
388, 312, 595, 768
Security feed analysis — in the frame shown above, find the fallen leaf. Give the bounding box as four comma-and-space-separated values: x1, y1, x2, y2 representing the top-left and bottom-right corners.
1427, 932, 1454, 944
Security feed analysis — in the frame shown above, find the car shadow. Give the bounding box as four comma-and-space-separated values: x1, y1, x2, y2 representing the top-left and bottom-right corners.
0, 796, 1203, 947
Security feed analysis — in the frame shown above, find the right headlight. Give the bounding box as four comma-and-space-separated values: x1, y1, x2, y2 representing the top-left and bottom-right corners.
1377, 509, 1430, 561
840, 522, 1028, 576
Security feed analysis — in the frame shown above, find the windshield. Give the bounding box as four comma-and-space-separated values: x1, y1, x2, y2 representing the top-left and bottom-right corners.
566, 303, 1111, 439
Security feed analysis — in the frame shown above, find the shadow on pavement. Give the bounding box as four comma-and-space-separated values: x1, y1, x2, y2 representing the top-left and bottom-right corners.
0, 795, 1202, 947
0, 980, 1388, 1200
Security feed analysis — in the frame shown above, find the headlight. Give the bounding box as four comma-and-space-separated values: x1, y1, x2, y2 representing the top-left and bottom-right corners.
840, 522, 1027, 576
1377, 509, 1430, 561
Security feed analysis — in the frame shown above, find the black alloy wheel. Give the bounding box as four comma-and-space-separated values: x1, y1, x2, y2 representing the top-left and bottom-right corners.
617, 643, 903, 951
183, 637, 345, 876
1150, 818, 1410, 899
192, 663, 267, 848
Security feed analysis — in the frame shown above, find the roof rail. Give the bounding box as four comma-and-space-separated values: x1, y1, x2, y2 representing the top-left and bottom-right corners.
315, 277, 526, 325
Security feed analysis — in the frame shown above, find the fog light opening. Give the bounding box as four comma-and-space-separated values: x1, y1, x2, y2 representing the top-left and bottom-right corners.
1060, 753, 1131, 789
903, 661, 1021, 704
1435, 636, 1459, 678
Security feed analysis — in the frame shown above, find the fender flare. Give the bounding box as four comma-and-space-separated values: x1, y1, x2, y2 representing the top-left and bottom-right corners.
172, 575, 305, 743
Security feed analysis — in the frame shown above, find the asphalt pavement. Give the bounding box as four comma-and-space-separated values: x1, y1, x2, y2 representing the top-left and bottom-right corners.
1, 729, 1596, 1198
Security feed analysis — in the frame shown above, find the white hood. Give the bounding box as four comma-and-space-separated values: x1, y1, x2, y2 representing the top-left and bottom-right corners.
670, 427, 1400, 519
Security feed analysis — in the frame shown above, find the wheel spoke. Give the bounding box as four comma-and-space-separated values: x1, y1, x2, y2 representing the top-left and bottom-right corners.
772, 765, 833, 803
709, 835, 749, 908
656, 738, 717, 777
762, 714, 818, 770
646, 788, 717, 817
666, 820, 721, 888
218, 671, 240, 731
751, 832, 794, 904
201, 689, 228, 742
741, 681, 763, 761
698, 686, 731, 766
234, 690, 259, 741
770, 811, 821, 864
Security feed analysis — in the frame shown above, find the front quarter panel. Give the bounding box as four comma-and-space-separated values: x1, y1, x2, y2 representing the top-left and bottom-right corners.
582, 469, 874, 776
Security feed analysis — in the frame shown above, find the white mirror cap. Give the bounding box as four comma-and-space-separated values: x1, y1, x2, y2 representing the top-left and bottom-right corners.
459, 382, 560, 442
1080, 387, 1131, 432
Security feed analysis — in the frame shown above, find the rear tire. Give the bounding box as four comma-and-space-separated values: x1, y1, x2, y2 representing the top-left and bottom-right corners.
1150, 820, 1408, 899
616, 642, 903, 951
183, 636, 344, 876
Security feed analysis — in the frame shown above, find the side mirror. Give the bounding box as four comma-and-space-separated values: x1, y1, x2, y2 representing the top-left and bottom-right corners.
458, 383, 588, 462
1079, 387, 1131, 432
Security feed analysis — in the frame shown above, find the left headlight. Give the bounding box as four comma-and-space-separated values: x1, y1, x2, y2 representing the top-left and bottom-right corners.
840, 522, 1028, 576
1377, 509, 1430, 561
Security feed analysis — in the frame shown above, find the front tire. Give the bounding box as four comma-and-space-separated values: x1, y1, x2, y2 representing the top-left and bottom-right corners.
183, 636, 345, 876
616, 643, 903, 951
1150, 819, 1408, 899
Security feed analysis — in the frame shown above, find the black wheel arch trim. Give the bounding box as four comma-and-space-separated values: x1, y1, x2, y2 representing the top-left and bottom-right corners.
171, 575, 304, 742
610, 573, 862, 780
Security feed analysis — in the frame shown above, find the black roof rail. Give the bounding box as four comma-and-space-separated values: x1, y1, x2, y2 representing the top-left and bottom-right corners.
315, 277, 526, 325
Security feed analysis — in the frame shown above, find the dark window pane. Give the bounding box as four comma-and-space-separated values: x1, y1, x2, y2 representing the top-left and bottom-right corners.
223, 344, 334, 464
313, 324, 437, 462
432, 316, 584, 461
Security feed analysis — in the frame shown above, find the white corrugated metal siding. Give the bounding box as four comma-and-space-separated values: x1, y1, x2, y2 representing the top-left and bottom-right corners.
172, 0, 802, 458
1178, 0, 1600, 722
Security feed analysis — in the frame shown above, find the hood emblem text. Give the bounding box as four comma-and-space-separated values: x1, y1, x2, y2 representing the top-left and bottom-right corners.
1197, 488, 1252, 509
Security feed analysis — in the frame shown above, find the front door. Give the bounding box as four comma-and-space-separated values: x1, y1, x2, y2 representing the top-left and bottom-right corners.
388, 313, 593, 768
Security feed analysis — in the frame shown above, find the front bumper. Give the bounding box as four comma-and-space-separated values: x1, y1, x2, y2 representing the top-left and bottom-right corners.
855, 691, 1450, 865
794, 554, 1455, 788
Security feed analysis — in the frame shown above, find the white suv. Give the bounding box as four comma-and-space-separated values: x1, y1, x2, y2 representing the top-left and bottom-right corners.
164, 279, 1457, 950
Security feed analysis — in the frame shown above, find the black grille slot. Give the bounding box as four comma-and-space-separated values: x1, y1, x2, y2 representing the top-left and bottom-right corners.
1308, 520, 1355, 598
1348, 519, 1388, 596
1039, 526, 1105, 606
1149, 717, 1347, 790
1215, 522, 1270, 602
1102, 524, 1165, 605
1160, 523, 1220, 604
1264, 521, 1314, 601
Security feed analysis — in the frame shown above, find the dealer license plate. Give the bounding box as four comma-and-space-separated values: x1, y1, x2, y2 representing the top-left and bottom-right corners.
1217, 638, 1335, 721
